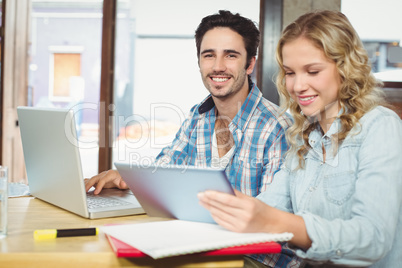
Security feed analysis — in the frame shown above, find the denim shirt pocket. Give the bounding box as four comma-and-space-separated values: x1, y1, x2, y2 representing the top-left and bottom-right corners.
323, 170, 355, 206
322, 134, 361, 206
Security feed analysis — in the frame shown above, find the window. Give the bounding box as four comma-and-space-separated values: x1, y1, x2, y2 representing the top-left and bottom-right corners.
342, 0, 402, 82
3, 0, 261, 181
30, 0, 103, 178
49, 48, 83, 102
342, 0, 402, 117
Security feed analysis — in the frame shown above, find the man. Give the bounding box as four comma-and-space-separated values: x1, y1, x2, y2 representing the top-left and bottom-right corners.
85, 10, 295, 268
86, 10, 291, 196
86, 10, 291, 198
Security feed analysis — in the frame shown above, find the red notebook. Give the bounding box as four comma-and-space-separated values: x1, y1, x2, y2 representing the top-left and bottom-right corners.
106, 234, 282, 258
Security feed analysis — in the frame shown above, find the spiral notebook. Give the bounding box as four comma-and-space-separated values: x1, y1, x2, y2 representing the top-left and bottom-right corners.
101, 220, 293, 259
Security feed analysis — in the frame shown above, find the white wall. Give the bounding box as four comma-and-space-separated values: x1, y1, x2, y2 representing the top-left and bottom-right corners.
342, 0, 402, 41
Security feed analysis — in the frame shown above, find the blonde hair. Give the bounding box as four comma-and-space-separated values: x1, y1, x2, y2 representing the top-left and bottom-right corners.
275, 10, 387, 168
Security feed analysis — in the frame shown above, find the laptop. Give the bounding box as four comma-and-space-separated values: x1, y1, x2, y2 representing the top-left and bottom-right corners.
17, 106, 144, 219
115, 162, 235, 223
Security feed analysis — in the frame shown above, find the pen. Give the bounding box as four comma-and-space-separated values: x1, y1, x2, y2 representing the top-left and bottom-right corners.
34, 227, 99, 240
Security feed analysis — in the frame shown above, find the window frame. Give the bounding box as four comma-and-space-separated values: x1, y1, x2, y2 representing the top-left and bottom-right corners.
98, 0, 116, 172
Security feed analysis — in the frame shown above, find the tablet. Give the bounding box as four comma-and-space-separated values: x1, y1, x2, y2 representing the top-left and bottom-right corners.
114, 163, 234, 223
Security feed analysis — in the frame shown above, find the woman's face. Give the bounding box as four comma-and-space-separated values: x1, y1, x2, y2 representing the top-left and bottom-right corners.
282, 37, 341, 131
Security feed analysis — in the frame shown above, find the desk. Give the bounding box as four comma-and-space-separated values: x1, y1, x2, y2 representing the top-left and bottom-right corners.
0, 197, 244, 268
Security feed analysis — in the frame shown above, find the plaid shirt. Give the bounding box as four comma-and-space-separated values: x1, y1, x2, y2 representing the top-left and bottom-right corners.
156, 83, 292, 197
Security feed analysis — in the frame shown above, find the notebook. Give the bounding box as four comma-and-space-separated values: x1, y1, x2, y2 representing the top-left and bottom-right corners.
105, 233, 282, 258
101, 220, 293, 259
114, 162, 235, 223
17, 106, 144, 219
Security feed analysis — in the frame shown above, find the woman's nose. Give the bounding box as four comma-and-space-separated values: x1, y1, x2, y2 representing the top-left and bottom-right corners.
293, 74, 308, 93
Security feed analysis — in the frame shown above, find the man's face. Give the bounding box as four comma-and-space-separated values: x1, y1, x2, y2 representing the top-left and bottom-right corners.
199, 27, 255, 101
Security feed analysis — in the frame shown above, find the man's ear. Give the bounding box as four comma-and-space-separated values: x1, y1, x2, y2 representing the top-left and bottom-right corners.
246, 57, 257, 75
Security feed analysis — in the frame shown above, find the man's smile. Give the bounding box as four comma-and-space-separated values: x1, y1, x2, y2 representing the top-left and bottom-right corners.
211, 77, 230, 82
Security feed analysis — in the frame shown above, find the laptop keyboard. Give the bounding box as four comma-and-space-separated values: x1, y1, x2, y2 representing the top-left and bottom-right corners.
87, 194, 132, 209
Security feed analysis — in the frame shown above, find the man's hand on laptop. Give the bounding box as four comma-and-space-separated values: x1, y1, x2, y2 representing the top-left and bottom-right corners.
84, 170, 128, 194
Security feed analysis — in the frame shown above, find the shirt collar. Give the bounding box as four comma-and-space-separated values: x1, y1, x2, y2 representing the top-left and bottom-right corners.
308, 108, 344, 147
323, 107, 345, 138
198, 96, 215, 114
231, 84, 261, 132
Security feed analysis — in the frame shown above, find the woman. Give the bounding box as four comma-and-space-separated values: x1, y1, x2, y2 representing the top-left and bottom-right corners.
198, 10, 402, 267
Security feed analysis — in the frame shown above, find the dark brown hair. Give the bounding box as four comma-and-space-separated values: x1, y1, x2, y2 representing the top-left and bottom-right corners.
195, 10, 260, 69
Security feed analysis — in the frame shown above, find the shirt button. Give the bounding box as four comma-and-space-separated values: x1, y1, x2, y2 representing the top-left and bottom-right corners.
336, 249, 343, 257
309, 186, 315, 192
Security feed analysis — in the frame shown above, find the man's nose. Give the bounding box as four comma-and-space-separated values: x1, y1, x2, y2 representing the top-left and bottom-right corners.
213, 56, 226, 72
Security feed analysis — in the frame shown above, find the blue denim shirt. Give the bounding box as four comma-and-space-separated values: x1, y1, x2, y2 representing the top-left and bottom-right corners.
258, 106, 402, 267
